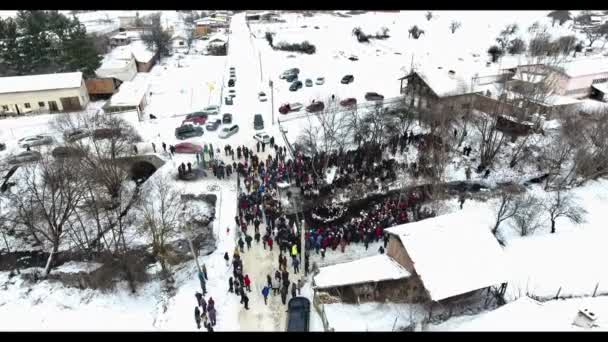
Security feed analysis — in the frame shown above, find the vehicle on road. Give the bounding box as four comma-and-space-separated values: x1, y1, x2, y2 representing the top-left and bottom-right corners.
222, 113, 233, 124
183, 112, 208, 125
219, 124, 239, 138
305, 79, 313, 87
18, 135, 53, 148
280, 68, 300, 79
229, 89, 236, 98
201, 105, 220, 115
225, 96, 233, 105
228, 79, 235, 87
253, 132, 271, 144
279, 102, 303, 114
348, 55, 359, 61
174, 142, 203, 154
63, 128, 91, 142
285, 73, 298, 82
6, 150, 42, 164
206, 119, 222, 131
254, 114, 264, 130
306, 101, 325, 113
341, 75, 354, 84
365, 92, 384, 101
315, 77, 325, 85
258, 92, 268, 102
175, 124, 204, 140
286, 297, 310, 332
0, 142, 5, 151
92, 128, 122, 140
230, 66, 235, 72
289, 81, 303, 92
52, 146, 85, 159
340, 97, 357, 107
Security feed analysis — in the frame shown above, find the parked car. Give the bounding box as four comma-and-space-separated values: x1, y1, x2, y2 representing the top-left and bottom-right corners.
174, 142, 203, 154
230, 66, 235, 72
306, 101, 325, 113
253, 132, 271, 144
341, 74, 354, 84
222, 113, 233, 124
229, 89, 236, 98
365, 92, 384, 101
228, 79, 235, 87
286, 297, 310, 332
183, 112, 208, 125
315, 77, 325, 85
254, 114, 264, 130
206, 119, 222, 131
63, 128, 91, 142
0, 142, 5, 151
279, 102, 303, 114
18, 135, 53, 148
280, 68, 300, 79
52, 146, 85, 159
219, 124, 239, 138
201, 105, 220, 115
340, 98, 357, 107
175, 124, 204, 140
92, 128, 121, 140
348, 55, 359, 61
258, 92, 268, 102
225, 96, 233, 105
305, 79, 313, 87
289, 81, 303, 92
285, 73, 299, 82
6, 150, 42, 164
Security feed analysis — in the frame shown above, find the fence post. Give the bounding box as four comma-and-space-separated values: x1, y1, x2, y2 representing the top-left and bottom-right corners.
555, 286, 562, 299
593, 283, 599, 297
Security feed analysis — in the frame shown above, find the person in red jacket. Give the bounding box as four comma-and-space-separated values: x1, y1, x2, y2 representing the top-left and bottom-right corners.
244, 274, 252, 292
268, 236, 274, 251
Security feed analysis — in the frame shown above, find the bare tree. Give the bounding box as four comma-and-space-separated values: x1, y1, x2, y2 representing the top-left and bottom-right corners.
408, 25, 424, 39
512, 195, 543, 236
6, 155, 86, 276
138, 173, 181, 276
496, 23, 519, 51
140, 13, 172, 59
583, 26, 603, 47
543, 188, 586, 234
185, 27, 196, 53
449, 21, 461, 34
492, 189, 522, 235
425, 11, 433, 21
474, 111, 507, 170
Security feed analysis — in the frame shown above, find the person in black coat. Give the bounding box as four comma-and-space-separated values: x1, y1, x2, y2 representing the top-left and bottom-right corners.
194, 306, 201, 329
229, 277, 234, 293
280, 285, 288, 305
195, 292, 203, 307
291, 282, 297, 299
245, 235, 252, 249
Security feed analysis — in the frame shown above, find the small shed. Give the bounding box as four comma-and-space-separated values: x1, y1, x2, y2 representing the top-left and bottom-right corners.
104, 74, 150, 118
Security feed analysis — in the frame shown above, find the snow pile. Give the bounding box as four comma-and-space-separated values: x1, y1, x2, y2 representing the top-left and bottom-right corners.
314, 254, 410, 289
323, 301, 427, 331
0, 72, 83, 94
54, 261, 103, 274
385, 206, 508, 301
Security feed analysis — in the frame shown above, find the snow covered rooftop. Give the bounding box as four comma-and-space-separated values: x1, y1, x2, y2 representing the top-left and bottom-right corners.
109, 74, 150, 107
0, 72, 83, 95
385, 209, 509, 302
592, 82, 608, 94
314, 254, 411, 289
555, 57, 608, 78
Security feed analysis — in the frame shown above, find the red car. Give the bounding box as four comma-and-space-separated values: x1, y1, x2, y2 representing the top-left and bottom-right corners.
340, 98, 357, 107
174, 142, 203, 154
279, 104, 291, 114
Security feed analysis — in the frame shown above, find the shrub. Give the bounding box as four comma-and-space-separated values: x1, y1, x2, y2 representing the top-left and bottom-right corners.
507, 38, 526, 54
275, 40, 316, 54
265, 31, 274, 47
487, 45, 504, 62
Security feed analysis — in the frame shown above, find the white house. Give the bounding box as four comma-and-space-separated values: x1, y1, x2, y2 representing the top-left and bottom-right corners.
171, 33, 188, 50
104, 74, 150, 119
0, 72, 89, 115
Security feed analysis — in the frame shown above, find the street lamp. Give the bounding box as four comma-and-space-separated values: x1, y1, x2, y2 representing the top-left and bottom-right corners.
269, 80, 275, 126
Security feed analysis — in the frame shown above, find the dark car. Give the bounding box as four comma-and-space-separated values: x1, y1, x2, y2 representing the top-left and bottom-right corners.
341, 75, 354, 84
228, 79, 235, 87
6, 150, 42, 164
365, 92, 384, 101
306, 101, 325, 113
254, 114, 264, 130
52, 146, 85, 159
348, 55, 359, 61
93, 128, 122, 140
223, 113, 233, 124
286, 297, 310, 332
340, 97, 357, 107
285, 73, 299, 82
63, 128, 91, 142
175, 124, 204, 140
0, 142, 5, 151
289, 81, 303, 92
206, 119, 221, 131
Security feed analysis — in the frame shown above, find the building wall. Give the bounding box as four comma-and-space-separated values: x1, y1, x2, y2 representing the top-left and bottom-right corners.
0, 80, 89, 114
86, 78, 119, 96
565, 72, 608, 97
386, 236, 415, 273
196, 25, 211, 36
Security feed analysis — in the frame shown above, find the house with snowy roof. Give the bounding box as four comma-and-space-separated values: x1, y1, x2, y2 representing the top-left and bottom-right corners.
313, 209, 510, 308
0, 72, 89, 115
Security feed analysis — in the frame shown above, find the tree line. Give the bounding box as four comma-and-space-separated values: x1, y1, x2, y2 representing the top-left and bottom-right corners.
0, 10, 102, 77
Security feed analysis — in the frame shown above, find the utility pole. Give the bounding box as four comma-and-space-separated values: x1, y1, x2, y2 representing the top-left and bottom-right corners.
301, 218, 306, 268
259, 51, 263, 82
270, 80, 275, 125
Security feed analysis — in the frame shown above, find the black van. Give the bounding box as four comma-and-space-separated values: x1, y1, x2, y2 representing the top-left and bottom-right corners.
175, 124, 204, 140
286, 297, 310, 332
254, 114, 264, 130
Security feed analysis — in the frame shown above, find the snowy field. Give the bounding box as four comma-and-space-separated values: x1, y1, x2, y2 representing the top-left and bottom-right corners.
2, 10, 608, 332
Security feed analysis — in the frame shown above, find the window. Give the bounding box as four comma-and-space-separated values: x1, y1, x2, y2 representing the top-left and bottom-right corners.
38, 102, 45, 107
179, 41, 184, 46
24, 103, 31, 109
2, 105, 8, 111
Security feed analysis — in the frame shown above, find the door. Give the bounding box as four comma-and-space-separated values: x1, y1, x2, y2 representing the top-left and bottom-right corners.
48, 101, 59, 112
60, 97, 82, 112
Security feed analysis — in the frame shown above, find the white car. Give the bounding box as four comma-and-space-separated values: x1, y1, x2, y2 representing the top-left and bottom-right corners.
315, 77, 325, 85
253, 132, 271, 144
219, 124, 239, 139
258, 92, 268, 102
289, 102, 303, 111
201, 105, 220, 115
18, 135, 53, 148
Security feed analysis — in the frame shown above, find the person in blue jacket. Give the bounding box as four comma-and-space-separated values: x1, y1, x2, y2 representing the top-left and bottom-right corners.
262, 285, 270, 305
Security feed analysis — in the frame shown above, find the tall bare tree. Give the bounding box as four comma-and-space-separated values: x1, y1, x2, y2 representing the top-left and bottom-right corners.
512, 194, 542, 236
543, 188, 586, 234
492, 188, 522, 235
449, 21, 461, 34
